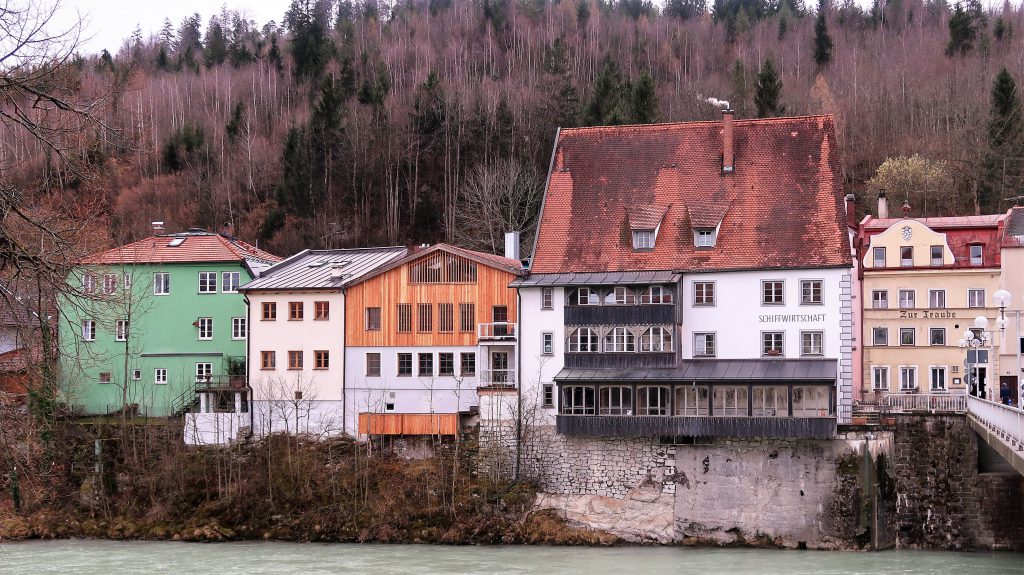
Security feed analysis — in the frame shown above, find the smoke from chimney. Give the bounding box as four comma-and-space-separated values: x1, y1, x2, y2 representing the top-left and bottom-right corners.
705, 97, 731, 109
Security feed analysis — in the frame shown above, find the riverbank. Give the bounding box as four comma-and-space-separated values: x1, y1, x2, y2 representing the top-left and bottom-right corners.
0, 421, 614, 545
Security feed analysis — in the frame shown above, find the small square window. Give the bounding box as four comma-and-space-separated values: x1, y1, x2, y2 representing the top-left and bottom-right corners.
154, 272, 170, 295
418, 353, 433, 377
261, 351, 276, 369
872, 327, 888, 346
155, 368, 168, 384
762, 332, 784, 356
872, 290, 888, 309
694, 282, 715, 306
632, 230, 654, 249
439, 353, 455, 376
930, 245, 943, 266
397, 353, 413, 376
762, 281, 784, 305
694, 229, 716, 248
366, 353, 381, 376
800, 280, 823, 305
262, 302, 277, 320
930, 328, 946, 346
898, 290, 915, 309
132, 369, 142, 380
801, 331, 824, 356
314, 350, 329, 369
900, 328, 916, 346
460, 352, 476, 376
288, 350, 303, 370
968, 289, 986, 308
98, 372, 112, 384
929, 290, 946, 309
541, 287, 553, 310
222, 272, 240, 293
365, 307, 381, 330
694, 333, 716, 357
289, 302, 304, 320
900, 246, 913, 267
199, 271, 218, 293
314, 301, 330, 320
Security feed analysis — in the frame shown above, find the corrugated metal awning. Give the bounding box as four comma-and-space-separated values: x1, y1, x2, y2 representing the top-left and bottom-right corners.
554, 358, 837, 382
510, 270, 681, 287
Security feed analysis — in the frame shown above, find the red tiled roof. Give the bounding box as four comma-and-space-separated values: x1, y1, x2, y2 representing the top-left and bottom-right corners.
530, 115, 852, 274
82, 232, 281, 265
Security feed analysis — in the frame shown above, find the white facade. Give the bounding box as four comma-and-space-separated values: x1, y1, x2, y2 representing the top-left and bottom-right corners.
517, 286, 566, 426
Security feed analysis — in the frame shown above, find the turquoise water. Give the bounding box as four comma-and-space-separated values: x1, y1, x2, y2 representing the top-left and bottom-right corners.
1, 540, 1022, 574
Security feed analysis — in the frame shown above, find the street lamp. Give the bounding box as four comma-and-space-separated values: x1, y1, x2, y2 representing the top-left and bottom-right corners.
960, 316, 990, 399
994, 289, 1012, 334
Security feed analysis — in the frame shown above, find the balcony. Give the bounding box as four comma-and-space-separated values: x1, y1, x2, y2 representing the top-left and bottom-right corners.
478, 322, 517, 342
194, 374, 247, 392
479, 368, 517, 387
882, 392, 966, 413
556, 415, 836, 439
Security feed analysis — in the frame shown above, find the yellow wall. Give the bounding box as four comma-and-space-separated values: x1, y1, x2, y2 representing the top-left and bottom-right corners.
862, 220, 955, 268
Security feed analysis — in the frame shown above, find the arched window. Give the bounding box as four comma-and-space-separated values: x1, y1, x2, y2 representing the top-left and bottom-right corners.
572, 287, 600, 306
567, 328, 599, 352
603, 286, 636, 305
640, 326, 673, 352
640, 285, 673, 304
603, 327, 635, 352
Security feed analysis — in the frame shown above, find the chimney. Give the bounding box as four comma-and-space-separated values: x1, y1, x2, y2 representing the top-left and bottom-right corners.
845, 193, 856, 230
901, 200, 912, 217
330, 264, 346, 279
504, 231, 521, 261
722, 108, 735, 174
220, 221, 235, 238
152, 221, 165, 235
877, 190, 888, 219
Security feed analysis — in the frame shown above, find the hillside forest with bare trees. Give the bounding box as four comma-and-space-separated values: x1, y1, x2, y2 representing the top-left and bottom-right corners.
6, 0, 1024, 259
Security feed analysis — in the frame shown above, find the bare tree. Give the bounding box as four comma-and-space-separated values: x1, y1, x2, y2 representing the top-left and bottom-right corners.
450, 159, 544, 255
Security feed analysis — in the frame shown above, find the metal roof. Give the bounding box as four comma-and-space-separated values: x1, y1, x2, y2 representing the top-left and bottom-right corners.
510, 270, 681, 287
239, 247, 408, 291
554, 358, 837, 382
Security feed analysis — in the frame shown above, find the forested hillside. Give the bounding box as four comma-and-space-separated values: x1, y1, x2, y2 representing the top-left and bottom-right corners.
7, 0, 1024, 257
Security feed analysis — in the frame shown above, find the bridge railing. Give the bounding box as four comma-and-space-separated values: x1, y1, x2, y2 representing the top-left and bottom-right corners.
883, 392, 966, 413
966, 395, 1024, 451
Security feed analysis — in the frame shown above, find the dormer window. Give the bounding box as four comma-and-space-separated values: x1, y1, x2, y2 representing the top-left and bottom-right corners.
632, 230, 654, 250
695, 229, 717, 248
969, 244, 983, 266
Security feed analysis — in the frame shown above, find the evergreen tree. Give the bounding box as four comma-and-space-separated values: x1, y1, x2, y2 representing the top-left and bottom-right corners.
664, 0, 706, 20
980, 68, 1024, 212
203, 20, 228, 68
813, 0, 833, 67
946, 0, 983, 57
754, 57, 784, 118
630, 72, 659, 124
584, 56, 630, 126
277, 126, 314, 217
777, 11, 788, 39
268, 35, 284, 73
285, 0, 336, 80
731, 59, 749, 116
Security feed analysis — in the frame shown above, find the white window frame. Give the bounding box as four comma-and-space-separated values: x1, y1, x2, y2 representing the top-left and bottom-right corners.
929, 327, 946, 346
154, 368, 168, 385
82, 319, 96, 341
222, 271, 241, 293
154, 272, 170, 295
928, 289, 946, 309
872, 327, 888, 346
541, 332, 554, 355
541, 287, 553, 310
899, 365, 918, 391
898, 289, 916, 309
568, 328, 599, 352
632, 229, 654, 249
969, 244, 983, 266
196, 362, 213, 382
640, 326, 673, 352
198, 271, 218, 293
131, 369, 142, 381
604, 327, 636, 353
871, 366, 889, 391
930, 245, 943, 266
761, 331, 784, 356
695, 229, 716, 247
694, 332, 716, 357
900, 246, 913, 267
762, 280, 785, 305
103, 273, 118, 294
231, 317, 247, 340
872, 246, 886, 267
123, 273, 133, 290
198, 317, 213, 340
930, 366, 948, 391
641, 285, 673, 304
693, 281, 716, 306
115, 319, 128, 342
800, 331, 824, 356
82, 273, 96, 294
800, 279, 823, 305
968, 288, 986, 309
900, 327, 916, 346
872, 290, 888, 309
575, 288, 599, 306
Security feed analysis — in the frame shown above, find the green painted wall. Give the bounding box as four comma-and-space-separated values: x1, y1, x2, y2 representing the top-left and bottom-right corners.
58, 262, 252, 416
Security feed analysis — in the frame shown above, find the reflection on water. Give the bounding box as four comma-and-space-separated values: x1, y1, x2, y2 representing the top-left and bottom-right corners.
1, 540, 1023, 575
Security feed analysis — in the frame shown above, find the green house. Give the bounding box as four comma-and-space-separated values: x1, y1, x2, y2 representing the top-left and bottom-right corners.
58, 228, 279, 416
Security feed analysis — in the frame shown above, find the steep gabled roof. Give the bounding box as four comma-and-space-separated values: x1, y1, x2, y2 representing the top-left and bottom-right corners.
529, 115, 852, 274
239, 247, 409, 291
81, 231, 280, 266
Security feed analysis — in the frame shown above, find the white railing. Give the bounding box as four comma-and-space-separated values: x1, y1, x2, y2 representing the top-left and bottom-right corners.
883, 392, 967, 413
479, 368, 517, 386
477, 322, 517, 340
966, 395, 1024, 450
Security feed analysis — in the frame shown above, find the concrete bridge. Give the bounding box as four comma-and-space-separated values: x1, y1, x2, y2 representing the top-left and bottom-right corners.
966, 396, 1024, 476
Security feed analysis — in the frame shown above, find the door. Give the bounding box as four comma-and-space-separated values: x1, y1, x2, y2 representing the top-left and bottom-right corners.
492, 306, 508, 337
491, 351, 509, 385
976, 367, 988, 400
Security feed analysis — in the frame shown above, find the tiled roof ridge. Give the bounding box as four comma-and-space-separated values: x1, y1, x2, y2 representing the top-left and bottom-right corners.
559, 114, 834, 134
435, 242, 524, 270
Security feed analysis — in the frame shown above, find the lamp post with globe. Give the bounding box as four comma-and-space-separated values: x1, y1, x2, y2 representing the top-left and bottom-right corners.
959, 316, 990, 399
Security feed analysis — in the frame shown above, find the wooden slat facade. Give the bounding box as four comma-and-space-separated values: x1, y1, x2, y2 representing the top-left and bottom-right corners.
358, 412, 459, 435
345, 251, 519, 347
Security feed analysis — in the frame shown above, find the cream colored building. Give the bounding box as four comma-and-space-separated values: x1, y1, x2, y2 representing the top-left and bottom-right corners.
997, 207, 1024, 401
859, 211, 1005, 401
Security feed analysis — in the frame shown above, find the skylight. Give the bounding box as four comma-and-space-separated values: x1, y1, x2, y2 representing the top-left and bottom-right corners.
168, 238, 186, 247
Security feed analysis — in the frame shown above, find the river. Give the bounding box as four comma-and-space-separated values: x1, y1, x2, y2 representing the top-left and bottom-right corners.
2, 541, 1023, 574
